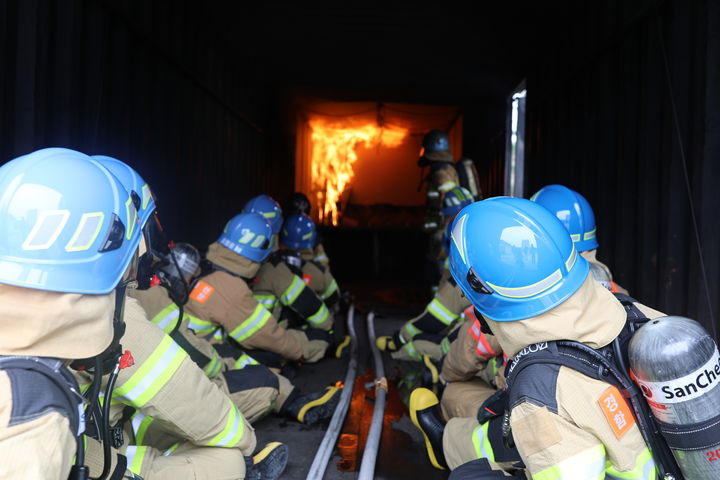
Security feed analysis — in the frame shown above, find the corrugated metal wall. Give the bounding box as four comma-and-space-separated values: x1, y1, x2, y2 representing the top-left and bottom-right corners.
525, 0, 720, 338
0, 0, 293, 248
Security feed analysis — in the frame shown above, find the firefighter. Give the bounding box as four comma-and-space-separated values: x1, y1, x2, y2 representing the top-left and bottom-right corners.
411, 197, 662, 478
530, 184, 628, 294
376, 187, 474, 362
134, 242, 342, 426
283, 192, 331, 267
82, 155, 288, 479
243, 196, 334, 363
0, 148, 144, 479
418, 129, 459, 230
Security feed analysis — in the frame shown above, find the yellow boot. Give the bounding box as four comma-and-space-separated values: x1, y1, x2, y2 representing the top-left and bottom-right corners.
409, 387, 447, 470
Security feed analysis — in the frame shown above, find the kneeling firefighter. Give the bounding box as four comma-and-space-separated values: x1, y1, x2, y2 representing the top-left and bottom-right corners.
84, 155, 287, 479
530, 184, 628, 294
283, 192, 330, 267
411, 197, 713, 479
243, 195, 334, 363
450, 198, 720, 479
0, 148, 144, 479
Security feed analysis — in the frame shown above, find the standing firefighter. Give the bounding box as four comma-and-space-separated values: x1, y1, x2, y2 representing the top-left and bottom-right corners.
0, 148, 144, 479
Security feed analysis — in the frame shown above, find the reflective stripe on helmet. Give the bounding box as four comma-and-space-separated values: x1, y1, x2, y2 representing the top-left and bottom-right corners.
584, 228, 597, 241
487, 269, 563, 299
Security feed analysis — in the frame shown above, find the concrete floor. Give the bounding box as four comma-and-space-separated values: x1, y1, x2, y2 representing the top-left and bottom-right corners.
254, 309, 449, 479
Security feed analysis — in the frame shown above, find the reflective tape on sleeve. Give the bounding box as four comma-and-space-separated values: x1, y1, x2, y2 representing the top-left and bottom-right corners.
229, 303, 271, 343
471, 422, 495, 463
150, 304, 180, 334
125, 445, 150, 475
253, 294, 278, 311
605, 448, 657, 480
113, 336, 187, 408
427, 298, 459, 326
206, 399, 245, 447
322, 278, 339, 300
307, 303, 330, 326
281, 276, 306, 305
185, 313, 216, 335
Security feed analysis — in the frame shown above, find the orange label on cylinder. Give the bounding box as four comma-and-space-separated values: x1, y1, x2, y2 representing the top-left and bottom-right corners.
599, 386, 636, 439
190, 281, 215, 304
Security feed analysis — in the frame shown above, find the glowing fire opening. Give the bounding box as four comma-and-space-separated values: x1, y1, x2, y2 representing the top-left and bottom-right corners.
309, 119, 408, 226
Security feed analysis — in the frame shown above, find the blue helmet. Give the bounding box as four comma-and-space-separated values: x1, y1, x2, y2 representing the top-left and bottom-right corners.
530, 184, 598, 252
423, 130, 450, 153
218, 213, 273, 262
242, 194, 283, 235
442, 186, 474, 217
448, 197, 589, 322
0, 148, 142, 294
281, 213, 317, 250
92, 155, 156, 229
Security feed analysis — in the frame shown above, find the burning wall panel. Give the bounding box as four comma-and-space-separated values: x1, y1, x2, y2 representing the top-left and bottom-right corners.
295, 101, 462, 225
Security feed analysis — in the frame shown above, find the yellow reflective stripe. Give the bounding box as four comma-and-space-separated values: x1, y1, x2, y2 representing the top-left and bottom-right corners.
565, 246, 577, 272
605, 448, 656, 480
113, 336, 187, 407
533, 445, 605, 480
314, 253, 328, 263
204, 352, 223, 378
471, 422, 495, 462
570, 233, 582, 242
207, 400, 244, 447
441, 337, 451, 354
186, 313, 215, 335
488, 269, 563, 299
438, 181, 457, 192
402, 341, 422, 360
163, 442, 181, 456
229, 304, 271, 342
212, 328, 226, 341
584, 228, 597, 241
322, 279, 338, 300
150, 304, 180, 333
427, 298, 458, 325
307, 303, 329, 326
281, 276, 305, 305
125, 446, 149, 475
253, 294, 278, 310
235, 353, 259, 369
131, 412, 154, 445
402, 322, 421, 340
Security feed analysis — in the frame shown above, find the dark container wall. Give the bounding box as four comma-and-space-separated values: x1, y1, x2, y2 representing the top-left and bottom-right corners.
524, 0, 720, 338
0, 0, 293, 249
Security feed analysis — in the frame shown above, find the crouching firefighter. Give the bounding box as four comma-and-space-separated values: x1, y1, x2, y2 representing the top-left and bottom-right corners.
83, 155, 288, 480
0, 148, 145, 480
243, 195, 334, 363
283, 192, 331, 267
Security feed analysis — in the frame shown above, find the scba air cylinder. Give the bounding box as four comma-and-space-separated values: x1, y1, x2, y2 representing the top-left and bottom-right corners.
629, 316, 720, 479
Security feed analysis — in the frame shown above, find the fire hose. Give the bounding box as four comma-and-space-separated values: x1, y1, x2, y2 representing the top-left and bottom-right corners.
358, 311, 387, 480
306, 305, 359, 479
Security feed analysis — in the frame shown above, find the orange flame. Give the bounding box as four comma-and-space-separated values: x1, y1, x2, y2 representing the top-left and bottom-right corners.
309, 118, 408, 225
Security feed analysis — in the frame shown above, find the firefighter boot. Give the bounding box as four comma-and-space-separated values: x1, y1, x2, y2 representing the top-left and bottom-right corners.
410, 387, 447, 470
281, 385, 342, 425
245, 442, 289, 480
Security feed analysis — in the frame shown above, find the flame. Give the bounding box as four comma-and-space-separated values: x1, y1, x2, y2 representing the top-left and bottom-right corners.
309, 118, 408, 225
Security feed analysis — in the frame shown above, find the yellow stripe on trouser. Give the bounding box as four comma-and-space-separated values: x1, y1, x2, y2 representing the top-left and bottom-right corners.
253, 294, 278, 311
605, 448, 657, 480
427, 298, 459, 326
402, 341, 422, 360
307, 303, 330, 327
235, 353, 259, 369
471, 422, 495, 463
229, 304, 271, 342
204, 352, 223, 378
112, 336, 187, 408
533, 445, 606, 480
322, 279, 338, 300
125, 446, 150, 475
186, 312, 216, 335
207, 399, 244, 447
401, 322, 421, 342
281, 277, 305, 305
131, 412, 155, 445
150, 304, 180, 333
